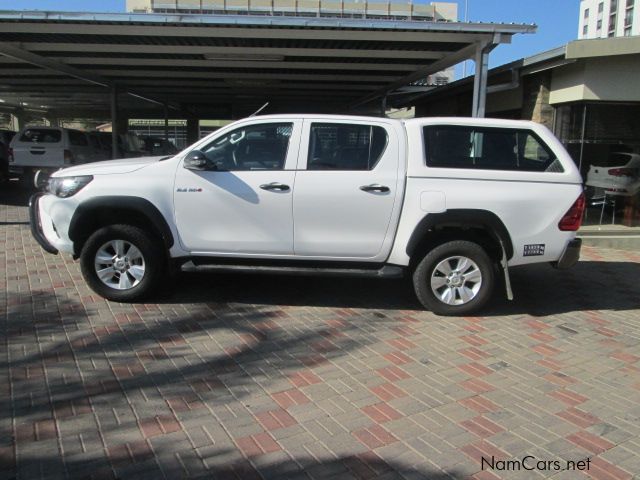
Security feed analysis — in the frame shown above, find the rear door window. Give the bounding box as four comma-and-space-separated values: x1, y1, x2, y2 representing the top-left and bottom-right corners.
19, 128, 61, 143
423, 126, 562, 173
307, 123, 388, 171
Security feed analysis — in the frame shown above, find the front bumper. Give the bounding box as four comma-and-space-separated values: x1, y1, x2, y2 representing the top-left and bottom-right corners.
554, 238, 582, 270
29, 193, 59, 254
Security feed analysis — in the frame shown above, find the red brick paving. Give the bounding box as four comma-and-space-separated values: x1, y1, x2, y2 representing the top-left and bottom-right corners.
2, 194, 639, 480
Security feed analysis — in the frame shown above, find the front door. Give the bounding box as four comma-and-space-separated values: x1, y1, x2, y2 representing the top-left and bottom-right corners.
293, 119, 401, 260
174, 120, 301, 255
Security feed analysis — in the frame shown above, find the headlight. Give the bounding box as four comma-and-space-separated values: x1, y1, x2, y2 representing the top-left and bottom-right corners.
47, 176, 93, 198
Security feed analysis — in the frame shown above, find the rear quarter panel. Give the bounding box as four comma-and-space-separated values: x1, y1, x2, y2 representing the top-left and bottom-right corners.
387, 118, 584, 267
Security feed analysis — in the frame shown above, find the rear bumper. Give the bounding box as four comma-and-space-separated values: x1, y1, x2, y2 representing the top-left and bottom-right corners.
29, 193, 59, 255
553, 238, 581, 270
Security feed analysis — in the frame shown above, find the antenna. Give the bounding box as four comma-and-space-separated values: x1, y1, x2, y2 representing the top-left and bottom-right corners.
249, 102, 269, 117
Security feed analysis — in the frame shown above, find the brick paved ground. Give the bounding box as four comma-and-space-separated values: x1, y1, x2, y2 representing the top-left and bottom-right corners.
1, 184, 640, 480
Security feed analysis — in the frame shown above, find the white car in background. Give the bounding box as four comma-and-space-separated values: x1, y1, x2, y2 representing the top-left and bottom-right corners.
9, 127, 95, 187
586, 152, 640, 197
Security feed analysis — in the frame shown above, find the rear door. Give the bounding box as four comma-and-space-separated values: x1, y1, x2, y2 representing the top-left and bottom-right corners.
12, 127, 64, 167
293, 119, 402, 260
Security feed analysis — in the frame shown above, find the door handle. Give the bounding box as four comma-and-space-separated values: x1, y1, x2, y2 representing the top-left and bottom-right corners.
360, 184, 390, 193
260, 182, 290, 192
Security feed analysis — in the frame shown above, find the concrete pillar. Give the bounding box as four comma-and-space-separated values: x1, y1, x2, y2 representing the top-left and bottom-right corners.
521, 71, 554, 129
186, 117, 200, 145
12, 109, 27, 130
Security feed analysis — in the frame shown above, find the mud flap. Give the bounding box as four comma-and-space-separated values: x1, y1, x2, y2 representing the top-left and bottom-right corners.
499, 238, 514, 301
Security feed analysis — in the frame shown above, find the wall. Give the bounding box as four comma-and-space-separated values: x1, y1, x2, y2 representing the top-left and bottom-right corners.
550, 54, 640, 104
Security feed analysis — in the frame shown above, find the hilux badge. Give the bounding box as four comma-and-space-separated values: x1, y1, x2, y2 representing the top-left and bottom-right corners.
176, 187, 203, 192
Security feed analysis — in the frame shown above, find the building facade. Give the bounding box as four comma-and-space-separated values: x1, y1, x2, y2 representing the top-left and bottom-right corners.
579, 0, 639, 39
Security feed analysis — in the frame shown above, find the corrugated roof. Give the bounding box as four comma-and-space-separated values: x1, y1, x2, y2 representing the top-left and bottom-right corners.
0, 10, 536, 118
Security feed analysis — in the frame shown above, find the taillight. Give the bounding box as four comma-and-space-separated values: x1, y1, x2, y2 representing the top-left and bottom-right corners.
608, 168, 635, 177
558, 193, 586, 231
64, 149, 75, 165
8, 147, 14, 163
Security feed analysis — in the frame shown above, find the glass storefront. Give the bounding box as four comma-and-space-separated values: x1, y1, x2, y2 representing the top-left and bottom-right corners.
554, 102, 640, 228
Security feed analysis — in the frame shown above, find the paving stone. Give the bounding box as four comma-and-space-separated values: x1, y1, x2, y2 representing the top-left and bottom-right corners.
1, 206, 639, 480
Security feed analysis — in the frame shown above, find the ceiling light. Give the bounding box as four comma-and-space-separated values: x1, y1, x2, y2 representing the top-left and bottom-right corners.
204, 53, 285, 62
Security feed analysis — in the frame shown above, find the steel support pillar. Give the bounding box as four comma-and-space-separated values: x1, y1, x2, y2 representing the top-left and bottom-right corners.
163, 103, 169, 142
186, 117, 200, 145
110, 86, 119, 159
471, 42, 491, 118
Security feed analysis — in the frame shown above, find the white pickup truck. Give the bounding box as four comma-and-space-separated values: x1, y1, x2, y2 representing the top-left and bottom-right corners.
29, 115, 585, 315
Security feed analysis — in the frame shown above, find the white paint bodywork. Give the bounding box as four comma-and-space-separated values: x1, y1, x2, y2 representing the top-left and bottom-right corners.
37, 114, 583, 270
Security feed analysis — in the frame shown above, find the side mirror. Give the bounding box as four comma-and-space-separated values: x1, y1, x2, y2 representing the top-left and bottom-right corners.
183, 150, 211, 171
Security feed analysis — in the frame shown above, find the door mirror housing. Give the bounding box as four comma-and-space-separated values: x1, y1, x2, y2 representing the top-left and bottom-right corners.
183, 150, 212, 170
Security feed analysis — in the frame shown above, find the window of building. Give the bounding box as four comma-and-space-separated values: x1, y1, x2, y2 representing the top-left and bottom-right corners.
583, 24, 589, 35
625, 7, 634, 25
554, 103, 640, 228
624, 25, 633, 34
611, 0, 618, 12
422, 126, 561, 172
626, 0, 634, 8
308, 123, 388, 171
584, 7, 590, 17
609, 13, 618, 33
597, 19, 603, 30
199, 122, 292, 171
598, 2, 605, 13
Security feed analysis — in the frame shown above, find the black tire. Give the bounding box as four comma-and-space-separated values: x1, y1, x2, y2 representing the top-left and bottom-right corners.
80, 224, 165, 302
412, 240, 495, 316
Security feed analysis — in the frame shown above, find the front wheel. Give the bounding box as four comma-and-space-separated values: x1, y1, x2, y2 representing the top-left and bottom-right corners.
80, 225, 165, 302
413, 240, 495, 316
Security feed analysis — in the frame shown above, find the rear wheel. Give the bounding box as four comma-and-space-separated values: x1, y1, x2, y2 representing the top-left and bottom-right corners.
80, 225, 165, 302
413, 240, 495, 316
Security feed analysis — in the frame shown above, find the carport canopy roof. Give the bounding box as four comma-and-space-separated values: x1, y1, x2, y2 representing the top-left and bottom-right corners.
0, 10, 536, 119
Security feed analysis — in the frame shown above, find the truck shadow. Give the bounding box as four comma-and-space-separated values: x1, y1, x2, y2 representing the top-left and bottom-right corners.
160, 260, 640, 317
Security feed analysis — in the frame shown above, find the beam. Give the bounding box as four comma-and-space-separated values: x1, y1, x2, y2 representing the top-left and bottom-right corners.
0, 23, 493, 43
0, 42, 111, 87
87, 70, 401, 82
20, 42, 449, 60
44, 57, 427, 73
348, 42, 481, 110
0, 42, 180, 111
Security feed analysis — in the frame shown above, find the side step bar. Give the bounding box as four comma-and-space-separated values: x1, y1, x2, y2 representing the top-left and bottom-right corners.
180, 261, 404, 279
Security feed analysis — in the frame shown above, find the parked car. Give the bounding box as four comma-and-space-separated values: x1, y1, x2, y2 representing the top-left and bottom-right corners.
9, 126, 95, 187
0, 128, 16, 182
141, 136, 179, 156
87, 132, 111, 161
29, 115, 584, 315
585, 152, 640, 197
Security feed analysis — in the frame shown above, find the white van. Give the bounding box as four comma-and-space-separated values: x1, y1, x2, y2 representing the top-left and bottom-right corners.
9, 127, 95, 187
